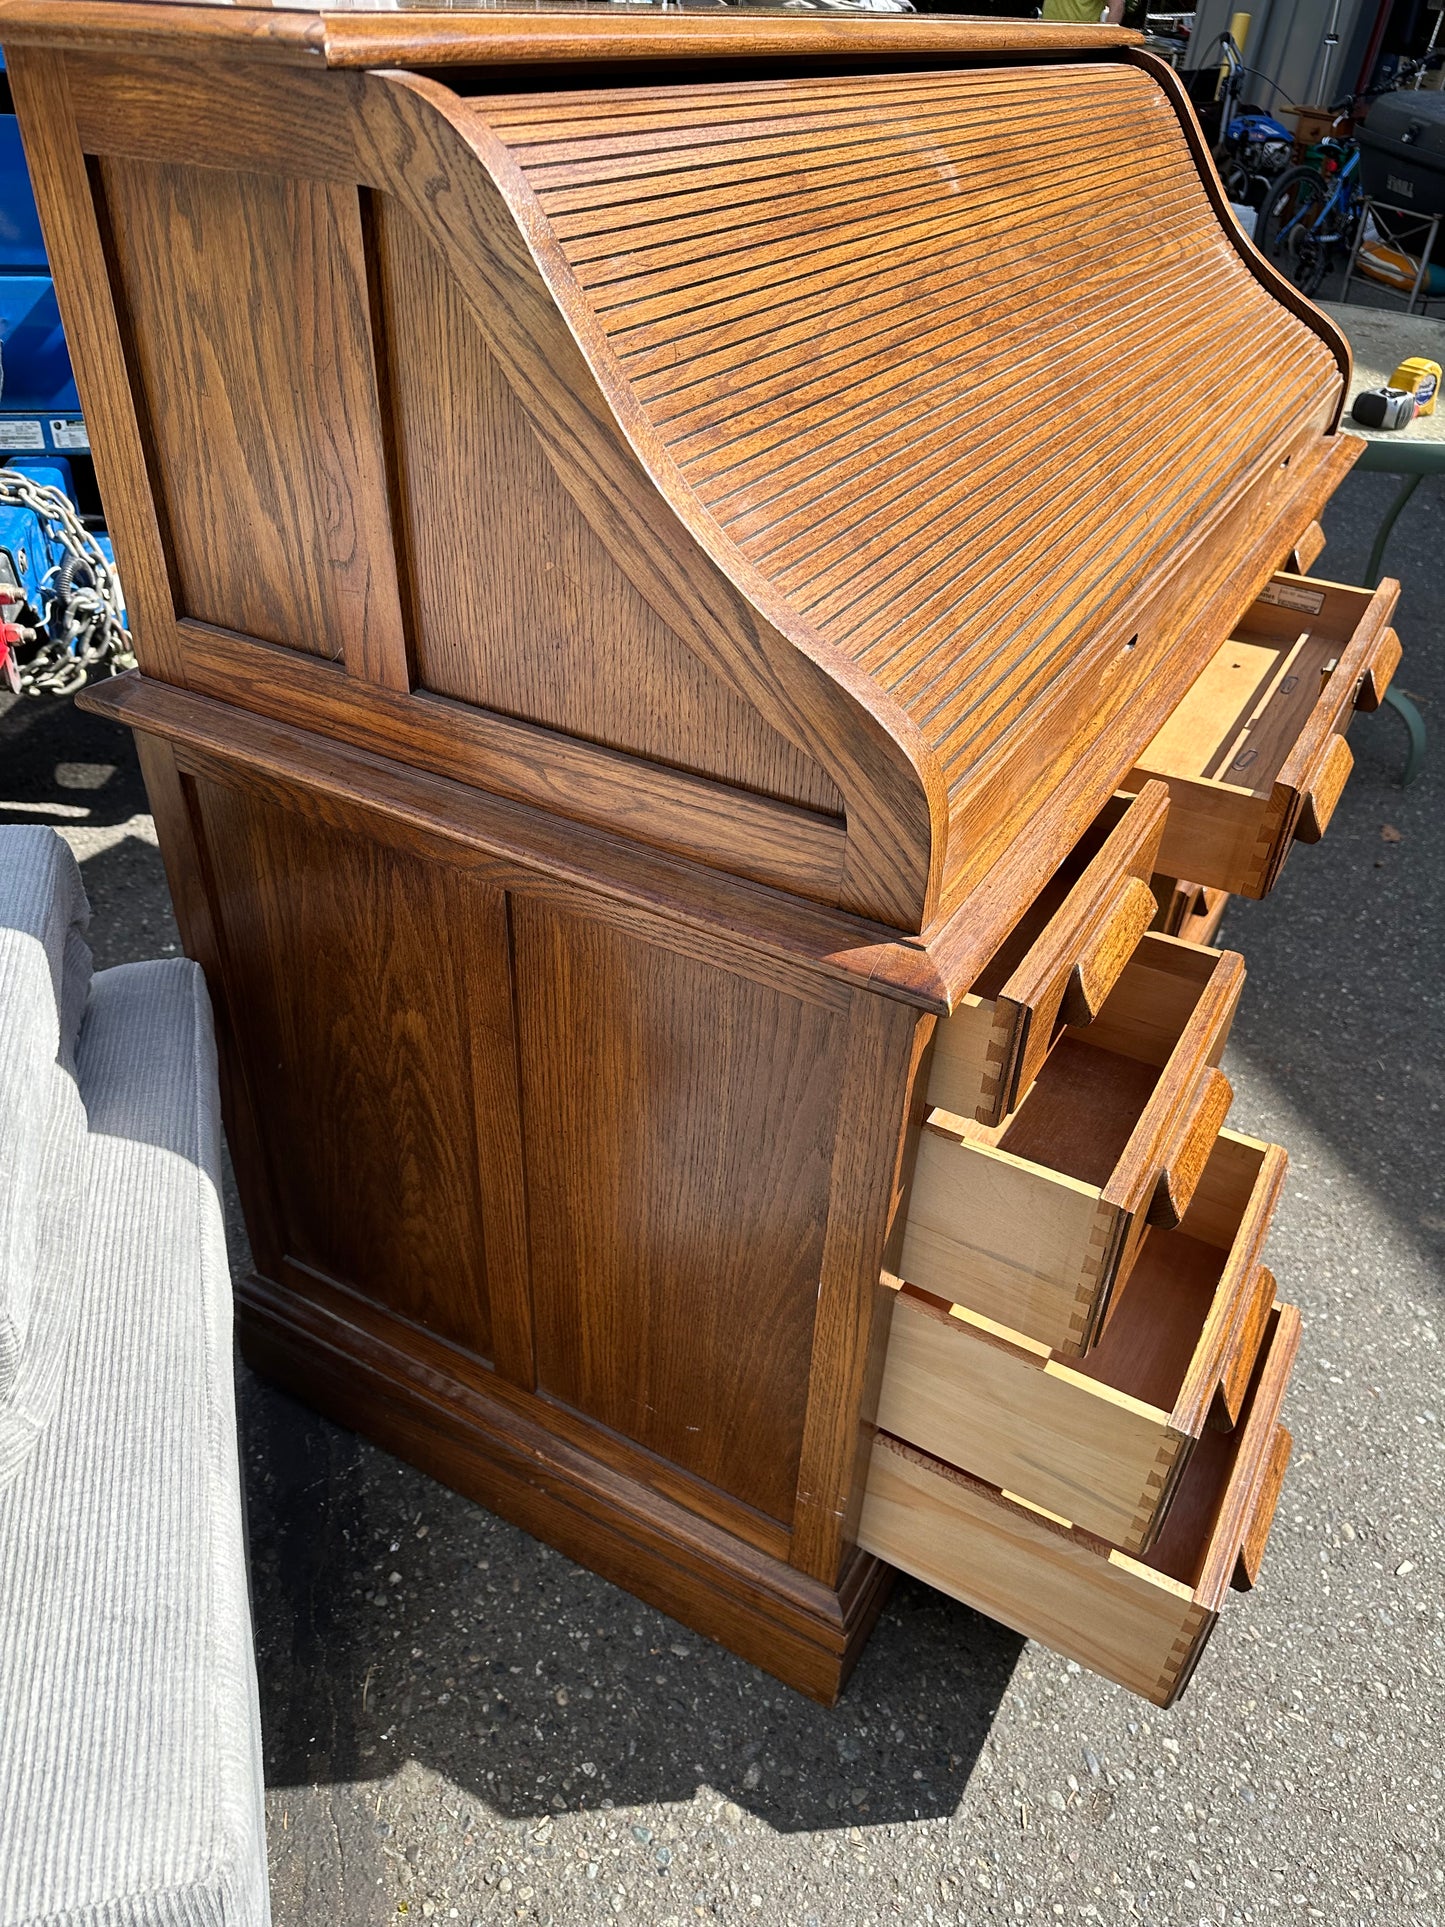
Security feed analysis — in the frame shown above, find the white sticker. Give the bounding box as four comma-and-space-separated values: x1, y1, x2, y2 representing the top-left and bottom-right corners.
49, 418, 90, 451
2, 419, 46, 451
1257, 580, 1326, 615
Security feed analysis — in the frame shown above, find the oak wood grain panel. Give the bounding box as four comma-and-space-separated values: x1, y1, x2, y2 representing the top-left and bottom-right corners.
353, 70, 943, 929
790, 987, 927, 1581
274, 1251, 794, 1566
373, 195, 839, 813
134, 733, 286, 1280
190, 778, 513, 1366
96, 154, 408, 682
66, 51, 364, 183
3, 48, 183, 681
80, 672, 948, 1014
514, 897, 843, 1524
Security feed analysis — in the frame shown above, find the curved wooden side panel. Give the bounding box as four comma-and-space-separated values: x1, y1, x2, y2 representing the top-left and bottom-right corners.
1127, 49, 1352, 419
431, 60, 1345, 915
352, 69, 948, 932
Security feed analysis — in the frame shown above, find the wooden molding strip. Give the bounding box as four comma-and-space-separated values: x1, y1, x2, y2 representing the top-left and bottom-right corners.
0, 5, 1140, 67
175, 619, 849, 906
80, 670, 950, 1012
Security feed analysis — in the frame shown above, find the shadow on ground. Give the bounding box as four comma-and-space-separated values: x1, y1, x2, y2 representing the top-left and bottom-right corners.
243, 1375, 1022, 1833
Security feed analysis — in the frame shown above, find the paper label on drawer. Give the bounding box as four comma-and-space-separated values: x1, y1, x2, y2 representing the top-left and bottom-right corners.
49, 418, 90, 451
1, 420, 45, 451
1258, 581, 1326, 614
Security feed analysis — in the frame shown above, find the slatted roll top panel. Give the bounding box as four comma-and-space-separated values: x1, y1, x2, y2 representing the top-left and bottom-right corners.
480, 62, 1343, 825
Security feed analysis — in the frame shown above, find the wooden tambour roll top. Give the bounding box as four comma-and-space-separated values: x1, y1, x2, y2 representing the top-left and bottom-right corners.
3, 1, 1399, 1707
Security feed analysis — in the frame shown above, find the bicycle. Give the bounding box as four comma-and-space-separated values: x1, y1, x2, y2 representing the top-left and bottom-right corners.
1253, 56, 1434, 297
1253, 136, 1364, 297
1208, 34, 1295, 207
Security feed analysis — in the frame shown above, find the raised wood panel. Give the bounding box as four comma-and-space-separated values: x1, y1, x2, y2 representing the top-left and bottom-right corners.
481, 64, 1342, 827
372, 196, 839, 813
514, 898, 843, 1525
190, 777, 511, 1367
95, 155, 408, 682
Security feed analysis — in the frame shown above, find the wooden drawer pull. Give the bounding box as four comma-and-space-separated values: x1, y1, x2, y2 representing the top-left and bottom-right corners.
1354, 625, 1402, 713
1233, 1423, 1293, 1591
1294, 733, 1354, 844
1290, 520, 1326, 575
1147, 1063, 1233, 1229
1217, 1261, 1278, 1429
1061, 874, 1158, 1027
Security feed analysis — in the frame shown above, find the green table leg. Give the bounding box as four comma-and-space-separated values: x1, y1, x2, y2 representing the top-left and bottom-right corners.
1366, 472, 1423, 588
1365, 472, 1428, 787
1383, 686, 1427, 785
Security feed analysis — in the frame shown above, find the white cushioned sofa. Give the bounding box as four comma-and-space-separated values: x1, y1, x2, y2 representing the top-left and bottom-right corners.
0, 827, 270, 1927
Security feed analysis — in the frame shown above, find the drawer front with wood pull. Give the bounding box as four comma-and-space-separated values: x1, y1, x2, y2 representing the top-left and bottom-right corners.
1129, 573, 1401, 898
927, 784, 1169, 1127
876, 1129, 1286, 1552
899, 932, 1244, 1356
859, 1305, 1300, 1707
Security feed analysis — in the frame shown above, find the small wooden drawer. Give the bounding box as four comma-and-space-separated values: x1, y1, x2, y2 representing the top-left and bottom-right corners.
876, 1129, 1286, 1552
898, 932, 1243, 1356
928, 784, 1169, 1127
859, 1303, 1300, 1707
1129, 573, 1401, 898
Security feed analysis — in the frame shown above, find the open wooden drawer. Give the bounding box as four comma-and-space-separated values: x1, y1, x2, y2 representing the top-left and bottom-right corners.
1129, 573, 1401, 898
898, 932, 1243, 1356
876, 1129, 1287, 1552
859, 1303, 1300, 1707
928, 785, 1169, 1127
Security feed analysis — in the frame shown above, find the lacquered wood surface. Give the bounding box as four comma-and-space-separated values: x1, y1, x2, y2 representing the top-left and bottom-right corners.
373, 193, 840, 810
0, 3, 1141, 69
98, 155, 410, 684
477, 62, 1345, 891
19, 5, 1347, 1698
515, 897, 841, 1523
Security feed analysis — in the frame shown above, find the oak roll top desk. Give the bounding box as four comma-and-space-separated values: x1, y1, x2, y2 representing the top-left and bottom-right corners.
3, 0, 1402, 1705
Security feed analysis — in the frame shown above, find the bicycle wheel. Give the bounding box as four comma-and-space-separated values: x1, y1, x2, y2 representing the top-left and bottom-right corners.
1255, 166, 1340, 296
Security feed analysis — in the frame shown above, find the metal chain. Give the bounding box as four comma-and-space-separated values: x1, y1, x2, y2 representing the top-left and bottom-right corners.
0, 467, 135, 697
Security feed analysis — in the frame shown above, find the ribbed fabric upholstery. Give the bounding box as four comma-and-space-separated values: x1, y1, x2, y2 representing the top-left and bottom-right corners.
0, 940, 270, 1926
0, 830, 91, 1464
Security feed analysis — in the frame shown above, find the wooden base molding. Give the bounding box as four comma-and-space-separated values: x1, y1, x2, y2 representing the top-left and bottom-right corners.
239, 1272, 893, 1705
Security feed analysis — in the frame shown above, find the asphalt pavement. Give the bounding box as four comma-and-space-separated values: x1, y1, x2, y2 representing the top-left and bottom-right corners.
1, 458, 1441, 1927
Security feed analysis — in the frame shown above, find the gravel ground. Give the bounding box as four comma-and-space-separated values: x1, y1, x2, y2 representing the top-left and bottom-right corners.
2, 461, 1441, 1927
